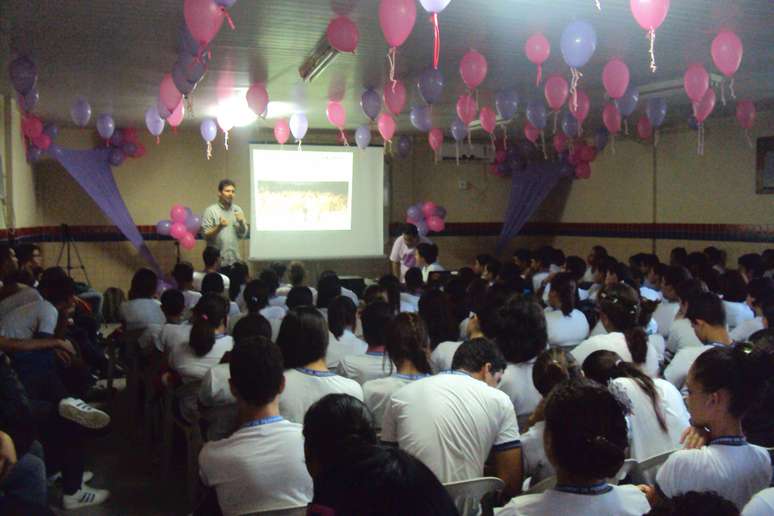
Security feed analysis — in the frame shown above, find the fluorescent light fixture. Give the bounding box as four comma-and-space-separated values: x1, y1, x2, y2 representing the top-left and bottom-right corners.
265, 101, 298, 119
299, 35, 339, 83
210, 92, 258, 128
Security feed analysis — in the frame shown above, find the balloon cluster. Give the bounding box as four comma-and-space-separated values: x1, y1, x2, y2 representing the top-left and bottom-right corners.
105, 128, 147, 167
9, 56, 51, 162
566, 140, 598, 179
406, 201, 447, 236
156, 204, 202, 250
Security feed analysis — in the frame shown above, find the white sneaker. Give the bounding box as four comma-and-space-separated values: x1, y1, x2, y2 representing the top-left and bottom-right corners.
48, 470, 94, 486
58, 398, 111, 429
62, 486, 110, 509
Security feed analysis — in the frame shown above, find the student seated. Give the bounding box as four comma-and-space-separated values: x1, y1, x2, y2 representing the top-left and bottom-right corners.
192, 246, 230, 292
646, 491, 739, 516
483, 258, 501, 286
741, 329, 774, 447
316, 273, 342, 318
497, 378, 650, 516
421, 290, 462, 371
399, 267, 423, 313
730, 278, 773, 342
138, 288, 187, 352
665, 279, 705, 357
277, 261, 317, 301
224, 261, 249, 312
572, 284, 661, 378
744, 487, 774, 516
228, 279, 285, 339
286, 285, 313, 311
377, 275, 402, 314
119, 268, 164, 331
382, 338, 523, 500
338, 301, 394, 384
363, 313, 432, 428
171, 261, 201, 318
200, 272, 240, 319
258, 269, 286, 309
649, 345, 774, 510
415, 243, 444, 283
473, 253, 493, 277
583, 350, 689, 468
326, 296, 366, 370
738, 253, 763, 284
277, 307, 363, 423
720, 271, 755, 331
544, 272, 590, 349
198, 337, 313, 515
530, 247, 553, 294
653, 266, 691, 338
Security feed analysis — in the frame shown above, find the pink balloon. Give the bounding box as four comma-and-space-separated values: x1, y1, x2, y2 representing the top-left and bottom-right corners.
22, 116, 43, 139
383, 80, 407, 115
630, 0, 670, 30
524, 121, 540, 143
569, 89, 590, 124
544, 75, 569, 111
636, 115, 652, 140
327, 16, 359, 53
168, 101, 185, 128
694, 88, 716, 124
525, 32, 550, 85
246, 83, 269, 116
427, 216, 445, 233
428, 128, 443, 151
602, 103, 622, 134
274, 119, 290, 144
377, 113, 396, 142
479, 106, 497, 134
460, 50, 488, 90
32, 133, 51, 150
180, 232, 196, 250
602, 58, 630, 100
736, 100, 755, 130
421, 201, 438, 218
184, 0, 224, 46
711, 31, 743, 78
170, 222, 187, 240
684, 64, 709, 103
456, 94, 477, 125
170, 204, 188, 223
378, 0, 416, 48
575, 161, 591, 179
553, 132, 568, 153
160, 73, 183, 112
326, 100, 347, 129
579, 144, 597, 162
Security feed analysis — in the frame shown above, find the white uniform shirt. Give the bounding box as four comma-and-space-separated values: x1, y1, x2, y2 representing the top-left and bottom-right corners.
430, 340, 463, 373
0, 287, 42, 321
532, 271, 549, 293
119, 298, 165, 331
0, 299, 58, 338
192, 271, 230, 292
389, 235, 431, 281
499, 360, 542, 422
168, 334, 234, 382
326, 329, 367, 369
199, 363, 235, 407
279, 368, 364, 424
199, 417, 313, 516
723, 301, 755, 331
154, 322, 192, 354
520, 421, 554, 486
496, 484, 650, 516
571, 332, 660, 378
337, 351, 393, 384
656, 438, 772, 510
400, 292, 420, 313
640, 285, 663, 302
743, 488, 774, 516
544, 308, 590, 349
663, 344, 716, 390
381, 371, 521, 483
139, 322, 184, 352
421, 262, 445, 282
182, 290, 202, 313
653, 301, 680, 338
665, 317, 703, 355
362, 373, 429, 429
730, 316, 764, 342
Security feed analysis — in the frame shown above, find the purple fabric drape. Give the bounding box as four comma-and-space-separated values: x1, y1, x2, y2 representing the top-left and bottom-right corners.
496, 161, 565, 253
49, 145, 162, 275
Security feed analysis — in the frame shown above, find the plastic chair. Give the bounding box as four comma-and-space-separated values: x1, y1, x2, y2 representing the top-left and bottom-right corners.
628, 449, 677, 484
524, 475, 556, 494
610, 458, 637, 485
249, 506, 308, 516
444, 477, 505, 516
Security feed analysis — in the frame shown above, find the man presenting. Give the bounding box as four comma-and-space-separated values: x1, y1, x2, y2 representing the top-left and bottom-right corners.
202, 179, 248, 267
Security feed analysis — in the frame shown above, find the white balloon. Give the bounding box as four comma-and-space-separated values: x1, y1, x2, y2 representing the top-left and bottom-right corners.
289, 113, 308, 141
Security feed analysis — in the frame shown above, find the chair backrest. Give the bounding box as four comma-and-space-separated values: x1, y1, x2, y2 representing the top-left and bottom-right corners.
629, 449, 677, 484
524, 475, 556, 495
609, 458, 638, 485
444, 477, 505, 516
249, 506, 308, 516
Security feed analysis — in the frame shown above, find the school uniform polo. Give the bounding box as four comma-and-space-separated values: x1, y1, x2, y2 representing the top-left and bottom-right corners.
337, 351, 393, 384
279, 367, 363, 424
429, 340, 463, 373
362, 373, 429, 428
571, 332, 660, 378
544, 308, 590, 349
325, 329, 367, 369
496, 483, 650, 516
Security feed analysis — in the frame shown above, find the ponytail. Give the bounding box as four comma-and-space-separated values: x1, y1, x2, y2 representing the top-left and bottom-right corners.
599, 284, 647, 364
624, 327, 649, 364
386, 313, 432, 375
189, 294, 229, 357
328, 295, 357, 339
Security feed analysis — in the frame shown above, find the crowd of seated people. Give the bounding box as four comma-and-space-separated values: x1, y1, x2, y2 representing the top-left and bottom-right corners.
2, 235, 774, 515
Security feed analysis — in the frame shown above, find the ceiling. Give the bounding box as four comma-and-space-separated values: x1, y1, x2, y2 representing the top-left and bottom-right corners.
3, 0, 774, 133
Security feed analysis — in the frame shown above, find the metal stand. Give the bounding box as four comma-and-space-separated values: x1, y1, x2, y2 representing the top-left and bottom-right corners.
56, 224, 91, 286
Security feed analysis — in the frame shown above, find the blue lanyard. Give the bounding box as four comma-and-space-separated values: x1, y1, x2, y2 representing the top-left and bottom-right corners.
240, 416, 283, 429
393, 373, 430, 381
366, 351, 385, 357
710, 435, 747, 446
214, 333, 228, 340
554, 483, 613, 495
443, 370, 472, 377
295, 367, 336, 377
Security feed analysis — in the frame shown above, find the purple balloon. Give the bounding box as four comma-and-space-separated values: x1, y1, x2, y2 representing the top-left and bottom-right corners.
179, 26, 201, 56
200, 118, 217, 142
156, 220, 172, 236
646, 97, 667, 128
614, 86, 639, 117
434, 205, 447, 219
180, 52, 209, 83
355, 125, 371, 149
360, 89, 381, 121
416, 220, 429, 237
185, 214, 202, 233
43, 123, 59, 141
110, 129, 124, 147
410, 106, 432, 132
450, 118, 467, 142
22, 88, 39, 112
397, 135, 412, 158
70, 97, 92, 127
97, 114, 115, 140
595, 127, 609, 151
560, 20, 597, 68
526, 100, 547, 130
27, 146, 43, 163
156, 99, 172, 120
145, 105, 165, 137
9, 56, 37, 95
560, 110, 579, 137
496, 89, 519, 120
406, 205, 422, 220
418, 68, 444, 105
172, 61, 196, 95
108, 148, 126, 166
123, 142, 138, 157
215, 0, 238, 6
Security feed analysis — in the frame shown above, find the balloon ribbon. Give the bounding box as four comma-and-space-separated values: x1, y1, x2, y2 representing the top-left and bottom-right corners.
221, 8, 236, 30
339, 129, 349, 146
206, 141, 212, 160
387, 47, 397, 89
569, 68, 582, 112
536, 64, 542, 87
224, 130, 229, 151
595, 0, 601, 9
432, 13, 441, 70
648, 29, 657, 73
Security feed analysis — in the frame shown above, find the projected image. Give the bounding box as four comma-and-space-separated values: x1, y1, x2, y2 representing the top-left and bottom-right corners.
256, 180, 351, 231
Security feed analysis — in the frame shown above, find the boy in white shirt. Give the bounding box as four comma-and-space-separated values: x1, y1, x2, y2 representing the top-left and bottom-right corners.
198, 337, 313, 515
138, 289, 187, 352
653, 266, 691, 338
171, 261, 201, 318
665, 279, 706, 357
338, 301, 394, 384
192, 246, 230, 292
120, 268, 165, 331
382, 338, 523, 501
415, 243, 445, 284
730, 279, 773, 342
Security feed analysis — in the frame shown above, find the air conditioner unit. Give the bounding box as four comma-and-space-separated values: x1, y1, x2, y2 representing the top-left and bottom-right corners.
440, 142, 493, 161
